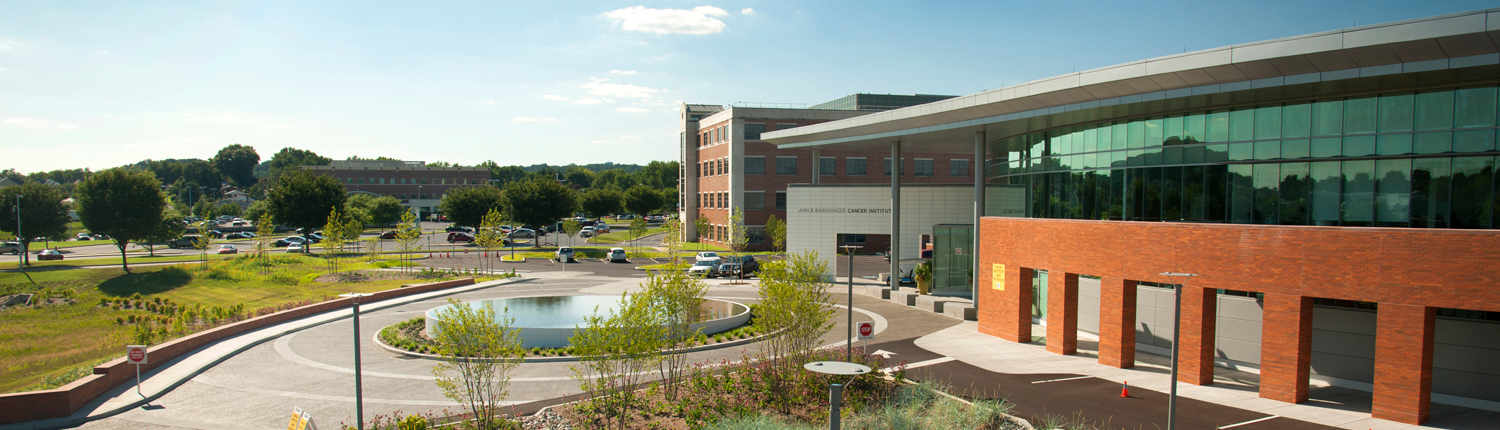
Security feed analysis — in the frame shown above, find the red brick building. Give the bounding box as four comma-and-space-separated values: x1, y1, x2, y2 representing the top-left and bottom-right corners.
301, 160, 489, 218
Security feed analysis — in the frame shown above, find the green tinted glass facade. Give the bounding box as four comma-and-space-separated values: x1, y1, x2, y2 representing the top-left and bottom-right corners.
985, 86, 1500, 228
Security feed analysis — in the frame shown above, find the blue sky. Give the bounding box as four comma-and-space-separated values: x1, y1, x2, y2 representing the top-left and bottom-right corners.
2, 1, 1494, 172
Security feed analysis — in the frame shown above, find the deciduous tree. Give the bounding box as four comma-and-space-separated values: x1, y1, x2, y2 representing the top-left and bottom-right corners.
438, 186, 504, 228
622, 185, 662, 217
503, 177, 577, 247
0, 183, 71, 267
143, 209, 185, 257
430, 298, 522, 430
579, 189, 623, 218
765, 214, 786, 254
266, 147, 331, 185
75, 168, 166, 271
267, 170, 347, 235
211, 144, 260, 187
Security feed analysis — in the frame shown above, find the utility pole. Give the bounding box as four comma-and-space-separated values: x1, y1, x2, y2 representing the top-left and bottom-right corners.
14, 194, 23, 271
841, 243, 861, 361
1159, 272, 1197, 430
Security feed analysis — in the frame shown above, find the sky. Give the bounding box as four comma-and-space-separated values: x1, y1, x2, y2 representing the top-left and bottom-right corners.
2, 0, 1495, 173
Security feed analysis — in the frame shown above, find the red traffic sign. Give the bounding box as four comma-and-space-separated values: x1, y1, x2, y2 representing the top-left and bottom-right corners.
126, 345, 148, 364
856, 321, 875, 340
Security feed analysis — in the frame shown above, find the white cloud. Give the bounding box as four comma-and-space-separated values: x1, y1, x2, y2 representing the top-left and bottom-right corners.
693, 6, 728, 16
581, 78, 661, 99
0, 40, 24, 51
609, 69, 637, 75
483, 99, 496, 104
540, 94, 569, 101
94, 50, 111, 55
2, 118, 79, 130
651, 55, 669, 61
741, 7, 755, 15
512, 116, 557, 122
603, 6, 727, 35
190, 114, 255, 123
0, 67, 6, 72
572, 97, 607, 105
267, 124, 296, 129
615, 107, 649, 113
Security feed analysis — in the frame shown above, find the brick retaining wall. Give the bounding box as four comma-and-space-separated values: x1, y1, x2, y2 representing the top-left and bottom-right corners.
0, 278, 475, 425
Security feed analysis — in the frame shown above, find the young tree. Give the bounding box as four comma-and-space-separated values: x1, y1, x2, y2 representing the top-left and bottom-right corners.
320, 207, 347, 273
753, 251, 836, 412
394, 210, 421, 273
559, 219, 581, 249
255, 214, 275, 274
143, 210, 186, 257
192, 221, 219, 267
570, 292, 665, 429
621, 185, 662, 218
627, 217, 647, 255
725, 207, 748, 279
0, 183, 71, 267
579, 189, 623, 219
211, 144, 261, 187
693, 217, 710, 243
74, 168, 166, 271
764, 214, 786, 255
439, 186, 505, 228
267, 170, 347, 235
640, 222, 707, 399
429, 298, 522, 430
503, 177, 577, 248
475, 208, 505, 274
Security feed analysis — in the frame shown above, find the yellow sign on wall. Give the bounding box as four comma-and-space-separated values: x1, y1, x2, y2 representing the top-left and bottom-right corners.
993, 264, 1006, 290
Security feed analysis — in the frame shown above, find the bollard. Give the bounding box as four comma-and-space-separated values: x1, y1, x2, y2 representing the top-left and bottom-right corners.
829, 383, 843, 430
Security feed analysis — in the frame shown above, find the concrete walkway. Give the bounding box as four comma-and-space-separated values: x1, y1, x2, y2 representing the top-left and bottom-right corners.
914, 321, 1500, 430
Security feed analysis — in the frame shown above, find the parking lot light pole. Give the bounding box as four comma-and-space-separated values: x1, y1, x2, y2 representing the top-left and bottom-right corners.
840, 244, 861, 361
339, 292, 373, 430
15, 195, 23, 271
1158, 272, 1197, 430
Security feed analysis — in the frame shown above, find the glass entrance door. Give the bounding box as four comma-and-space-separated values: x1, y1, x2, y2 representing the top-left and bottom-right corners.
932, 224, 974, 297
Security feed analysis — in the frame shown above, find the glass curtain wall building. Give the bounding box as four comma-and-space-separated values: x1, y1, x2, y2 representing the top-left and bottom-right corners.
988, 86, 1500, 228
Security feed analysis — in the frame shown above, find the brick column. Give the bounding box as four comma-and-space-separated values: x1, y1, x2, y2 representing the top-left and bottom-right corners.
1259, 294, 1312, 403
1098, 278, 1137, 368
994, 265, 1034, 343
1178, 286, 1217, 385
1372, 304, 1435, 425
1046, 272, 1079, 355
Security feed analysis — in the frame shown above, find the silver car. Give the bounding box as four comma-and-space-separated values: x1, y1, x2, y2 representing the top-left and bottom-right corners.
555, 246, 575, 262
608, 248, 628, 262
687, 260, 720, 278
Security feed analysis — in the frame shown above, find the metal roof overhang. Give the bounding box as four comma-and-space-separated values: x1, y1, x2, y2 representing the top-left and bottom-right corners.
762, 8, 1500, 154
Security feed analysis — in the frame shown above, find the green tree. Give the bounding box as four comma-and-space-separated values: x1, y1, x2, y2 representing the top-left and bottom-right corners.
254, 214, 275, 273
348, 194, 405, 226
628, 217, 647, 253
430, 298, 522, 430
578, 189, 623, 218
765, 214, 786, 254
177, 160, 222, 190
243, 200, 270, 223
214, 202, 241, 218
0, 183, 71, 267
591, 169, 632, 190
560, 219, 581, 248
563, 166, 596, 189
438, 186, 504, 228
478, 162, 528, 188
694, 217, 710, 243
143, 209, 186, 257
475, 208, 505, 273
321, 207, 347, 272
640, 227, 707, 399
570, 291, 665, 429
622, 185, 662, 217
726, 207, 748, 277
754, 251, 836, 412
75, 168, 166, 271
266, 147, 331, 185
637, 160, 679, 189
211, 144, 261, 186
656, 187, 678, 214
395, 210, 421, 272
267, 170, 347, 235
502, 177, 577, 247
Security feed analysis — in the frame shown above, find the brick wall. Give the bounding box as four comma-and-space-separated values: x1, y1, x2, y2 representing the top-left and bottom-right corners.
976, 217, 1500, 424
0, 278, 477, 426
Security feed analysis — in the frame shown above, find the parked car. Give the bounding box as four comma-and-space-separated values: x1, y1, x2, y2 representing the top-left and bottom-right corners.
274, 236, 308, 247
593, 224, 611, 233
203, 230, 224, 239
216, 245, 238, 254
91, 233, 111, 240
608, 248, 628, 262
168, 236, 202, 249
76, 233, 92, 241
1, 242, 21, 255
579, 227, 596, 238
445, 225, 473, 233
286, 244, 304, 253
508, 228, 536, 239
695, 252, 721, 263
225, 232, 254, 239
581, 220, 597, 227
36, 249, 64, 261
447, 232, 475, 243
555, 246, 575, 262
720, 255, 760, 277
688, 260, 720, 278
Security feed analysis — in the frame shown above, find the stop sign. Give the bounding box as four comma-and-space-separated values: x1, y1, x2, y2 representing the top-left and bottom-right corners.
856, 321, 875, 340
126, 345, 148, 364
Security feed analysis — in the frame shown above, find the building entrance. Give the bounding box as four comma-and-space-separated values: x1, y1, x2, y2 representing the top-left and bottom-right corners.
931, 224, 973, 297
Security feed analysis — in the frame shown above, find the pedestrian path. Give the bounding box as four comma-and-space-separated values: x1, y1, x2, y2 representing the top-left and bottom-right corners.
911, 322, 1500, 430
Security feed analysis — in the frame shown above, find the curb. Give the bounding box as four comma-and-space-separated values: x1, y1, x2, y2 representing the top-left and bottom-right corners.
374, 324, 774, 363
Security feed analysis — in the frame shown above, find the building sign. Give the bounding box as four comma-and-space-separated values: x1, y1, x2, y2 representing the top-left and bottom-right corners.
796, 208, 893, 214
993, 264, 1005, 290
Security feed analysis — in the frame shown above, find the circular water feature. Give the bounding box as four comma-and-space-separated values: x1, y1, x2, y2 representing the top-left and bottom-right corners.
424, 295, 752, 348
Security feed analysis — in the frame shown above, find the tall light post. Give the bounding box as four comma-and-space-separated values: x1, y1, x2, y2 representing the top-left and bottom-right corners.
338, 292, 373, 430
1158, 271, 1197, 430
840, 243, 861, 361
14, 194, 23, 271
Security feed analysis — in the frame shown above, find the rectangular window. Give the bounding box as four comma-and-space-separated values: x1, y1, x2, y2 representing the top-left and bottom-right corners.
775, 191, 787, 210
1342, 160, 1376, 226
1415, 91, 1454, 131
747, 226, 765, 245
1411, 158, 1451, 228
743, 123, 766, 140
744, 157, 765, 175
884, 158, 895, 176
776, 157, 797, 175
744, 191, 765, 210
847, 158, 866, 176
777, 123, 797, 131
1455, 87, 1498, 128
951, 159, 970, 177
844, 234, 866, 244
1311, 161, 1341, 225
719, 126, 727, 142
914, 159, 934, 177
1451, 156, 1493, 228
820, 157, 835, 176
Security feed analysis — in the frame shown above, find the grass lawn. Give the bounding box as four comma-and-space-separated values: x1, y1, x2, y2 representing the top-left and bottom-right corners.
16, 253, 240, 269
0, 254, 463, 394
674, 242, 728, 251
586, 227, 666, 244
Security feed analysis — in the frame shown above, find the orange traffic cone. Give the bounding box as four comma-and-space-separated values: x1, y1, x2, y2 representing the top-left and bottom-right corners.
1120, 381, 1130, 398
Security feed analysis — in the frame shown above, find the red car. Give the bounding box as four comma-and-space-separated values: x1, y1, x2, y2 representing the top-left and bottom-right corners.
447, 232, 475, 243
381, 230, 399, 239
36, 249, 64, 261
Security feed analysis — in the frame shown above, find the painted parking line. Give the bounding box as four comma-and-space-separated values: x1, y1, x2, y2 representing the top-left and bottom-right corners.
1217, 416, 1278, 429
1030, 376, 1092, 384
883, 356, 954, 373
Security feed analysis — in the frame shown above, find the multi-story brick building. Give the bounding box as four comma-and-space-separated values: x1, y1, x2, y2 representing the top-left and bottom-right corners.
301, 160, 489, 218
763, 10, 1500, 426
679, 94, 972, 251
